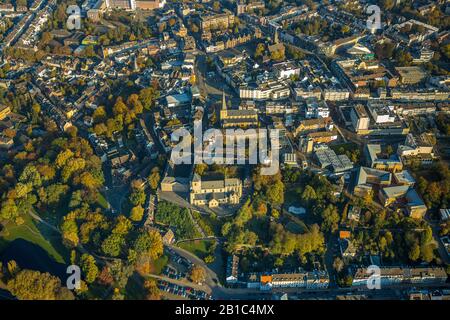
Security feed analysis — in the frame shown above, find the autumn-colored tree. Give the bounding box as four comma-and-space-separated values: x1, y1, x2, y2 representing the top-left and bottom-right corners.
266, 180, 284, 206
93, 123, 108, 136
421, 244, 435, 263
189, 265, 206, 284
144, 279, 161, 300
212, 1, 220, 11
301, 185, 317, 205
133, 229, 163, 262
113, 97, 128, 116
7, 269, 74, 300
36, 164, 56, 181
80, 254, 99, 284
168, 17, 176, 27
256, 202, 268, 216
129, 188, 146, 206
194, 163, 208, 176
0, 199, 19, 220
255, 43, 265, 58
3, 128, 16, 139
101, 233, 125, 257
112, 215, 132, 235
127, 94, 144, 114
55, 149, 74, 168
92, 106, 107, 124
79, 171, 101, 190
333, 257, 344, 273
130, 205, 144, 222
271, 208, 280, 219
409, 243, 421, 261
61, 217, 80, 247
148, 167, 160, 191
31, 103, 41, 123
112, 288, 125, 300
139, 86, 159, 110
321, 204, 340, 233
7, 260, 19, 277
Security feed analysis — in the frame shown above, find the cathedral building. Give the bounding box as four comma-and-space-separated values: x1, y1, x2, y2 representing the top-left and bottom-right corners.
219, 91, 258, 128
189, 173, 242, 208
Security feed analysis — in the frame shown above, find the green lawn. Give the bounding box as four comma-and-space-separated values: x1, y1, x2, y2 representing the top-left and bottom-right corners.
0, 213, 67, 264
178, 240, 215, 260
150, 255, 169, 275
285, 221, 305, 234
97, 192, 109, 209
280, 211, 309, 235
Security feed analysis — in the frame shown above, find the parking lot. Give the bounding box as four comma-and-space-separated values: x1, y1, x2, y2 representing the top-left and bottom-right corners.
162, 266, 187, 281
158, 280, 212, 300
166, 247, 194, 271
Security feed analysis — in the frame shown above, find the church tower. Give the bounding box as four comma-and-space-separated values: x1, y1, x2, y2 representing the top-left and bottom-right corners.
191, 173, 202, 192
274, 27, 279, 44
220, 90, 227, 121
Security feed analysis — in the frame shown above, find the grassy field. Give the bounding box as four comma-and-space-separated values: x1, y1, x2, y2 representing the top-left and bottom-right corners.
150, 255, 169, 275
0, 213, 68, 264
285, 221, 305, 234
178, 240, 215, 260
280, 210, 309, 235
97, 192, 109, 209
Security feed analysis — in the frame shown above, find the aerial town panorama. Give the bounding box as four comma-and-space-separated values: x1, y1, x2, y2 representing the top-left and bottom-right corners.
0, 0, 449, 304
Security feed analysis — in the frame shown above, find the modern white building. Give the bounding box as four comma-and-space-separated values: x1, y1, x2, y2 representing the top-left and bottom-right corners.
367, 102, 396, 124
239, 80, 290, 101
273, 61, 301, 80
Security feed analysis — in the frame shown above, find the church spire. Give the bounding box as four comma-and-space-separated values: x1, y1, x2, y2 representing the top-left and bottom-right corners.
222, 90, 227, 110
220, 90, 227, 122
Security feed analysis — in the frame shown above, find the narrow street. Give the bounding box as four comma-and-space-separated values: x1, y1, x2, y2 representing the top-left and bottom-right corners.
148, 273, 212, 294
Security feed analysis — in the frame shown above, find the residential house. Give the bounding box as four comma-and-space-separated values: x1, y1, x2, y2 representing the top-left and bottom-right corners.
352, 267, 447, 287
